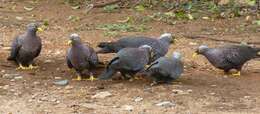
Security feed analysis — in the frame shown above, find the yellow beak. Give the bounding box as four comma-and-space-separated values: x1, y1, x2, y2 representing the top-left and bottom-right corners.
67, 40, 72, 45
174, 38, 178, 42
257, 52, 260, 56
192, 52, 198, 58
37, 27, 44, 32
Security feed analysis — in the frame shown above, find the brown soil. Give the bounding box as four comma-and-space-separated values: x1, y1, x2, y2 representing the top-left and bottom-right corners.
0, 1, 260, 114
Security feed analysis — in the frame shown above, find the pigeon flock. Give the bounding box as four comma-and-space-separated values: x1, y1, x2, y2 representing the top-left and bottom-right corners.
6, 23, 260, 85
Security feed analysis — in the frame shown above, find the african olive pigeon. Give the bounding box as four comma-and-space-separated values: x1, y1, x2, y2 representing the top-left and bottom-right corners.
193, 45, 260, 76
66, 33, 99, 81
99, 45, 153, 80
7, 23, 43, 70
97, 33, 174, 62
146, 52, 184, 85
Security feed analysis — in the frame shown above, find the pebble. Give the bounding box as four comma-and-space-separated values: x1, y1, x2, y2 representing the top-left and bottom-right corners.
121, 105, 134, 111
189, 42, 198, 46
2, 85, 9, 90
211, 85, 217, 87
156, 101, 175, 107
53, 79, 69, 86
1, 46, 11, 50
33, 81, 40, 85
14, 76, 23, 80
54, 77, 62, 80
134, 97, 143, 102
16, 16, 23, 20
244, 96, 251, 99
2, 73, 19, 79
91, 91, 112, 99
40, 97, 48, 101
210, 92, 216, 95
1, 70, 5, 73
81, 103, 100, 109
64, 85, 73, 90
44, 59, 53, 63
172, 89, 189, 95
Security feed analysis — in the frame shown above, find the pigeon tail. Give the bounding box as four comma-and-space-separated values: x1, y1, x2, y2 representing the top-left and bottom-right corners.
99, 68, 116, 80
97, 42, 117, 53
7, 56, 15, 61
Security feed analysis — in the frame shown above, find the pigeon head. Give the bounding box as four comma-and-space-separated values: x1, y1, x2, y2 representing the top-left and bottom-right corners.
68, 33, 82, 46
159, 33, 175, 44
193, 45, 209, 58
139, 45, 154, 60
197, 45, 209, 54
172, 52, 182, 60
139, 45, 152, 51
27, 23, 43, 33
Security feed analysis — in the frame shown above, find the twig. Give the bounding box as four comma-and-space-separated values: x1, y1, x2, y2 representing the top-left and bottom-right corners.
93, 0, 122, 8
183, 35, 260, 45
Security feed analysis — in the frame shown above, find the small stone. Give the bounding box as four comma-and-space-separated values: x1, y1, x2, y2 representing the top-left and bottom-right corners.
189, 42, 198, 46
28, 99, 33, 103
91, 91, 112, 99
2, 85, 9, 90
202, 17, 209, 20
244, 96, 251, 99
14, 76, 23, 80
210, 92, 216, 95
187, 89, 193, 93
134, 97, 143, 102
64, 85, 73, 90
53, 79, 69, 86
121, 105, 134, 111
16, 16, 23, 20
34, 81, 40, 85
54, 77, 62, 80
10, 89, 15, 92
1, 47, 11, 50
44, 60, 52, 63
1, 70, 5, 73
156, 101, 175, 107
40, 97, 48, 101
10, 79, 15, 82
81, 103, 99, 109
172, 89, 184, 95
2, 74, 16, 79
50, 98, 57, 102
211, 85, 217, 87
56, 100, 60, 104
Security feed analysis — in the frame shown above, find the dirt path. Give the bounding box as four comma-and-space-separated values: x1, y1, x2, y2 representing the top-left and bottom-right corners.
0, 0, 260, 114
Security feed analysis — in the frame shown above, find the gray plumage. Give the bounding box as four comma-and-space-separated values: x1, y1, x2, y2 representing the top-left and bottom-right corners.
146, 52, 184, 84
7, 23, 42, 66
99, 45, 152, 80
195, 45, 260, 73
97, 33, 174, 62
66, 33, 99, 78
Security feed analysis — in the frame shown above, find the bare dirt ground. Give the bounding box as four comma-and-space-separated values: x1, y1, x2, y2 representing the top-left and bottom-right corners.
0, 0, 260, 114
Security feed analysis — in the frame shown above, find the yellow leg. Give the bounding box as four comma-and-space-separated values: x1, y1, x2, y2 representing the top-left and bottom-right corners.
16, 64, 29, 70
134, 76, 144, 80
86, 75, 97, 81
16, 64, 38, 70
72, 75, 82, 81
28, 64, 38, 69
232, 71, 241, 77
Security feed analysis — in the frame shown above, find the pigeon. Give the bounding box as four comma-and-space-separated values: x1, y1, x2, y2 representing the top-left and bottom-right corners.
7, 23, 43, 70
193, 45, 260, 76
97, 33, 175, 62
99, 45, 153, 80
146, 52, 184, 85
66, 33, 99, 81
